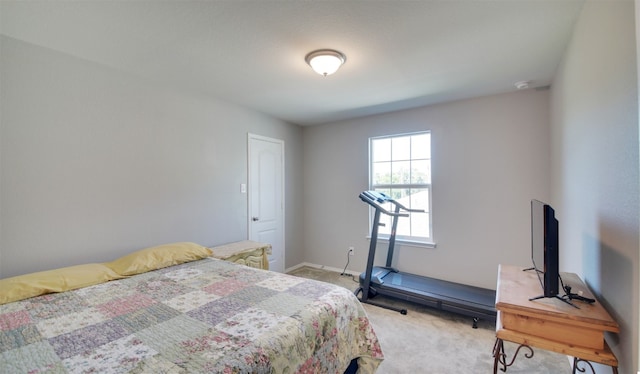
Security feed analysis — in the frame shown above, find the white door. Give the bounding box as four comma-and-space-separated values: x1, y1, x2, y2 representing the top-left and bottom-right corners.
248, 134, 284, 272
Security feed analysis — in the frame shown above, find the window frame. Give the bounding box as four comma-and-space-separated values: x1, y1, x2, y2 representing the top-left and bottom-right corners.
368, 131, 435, 247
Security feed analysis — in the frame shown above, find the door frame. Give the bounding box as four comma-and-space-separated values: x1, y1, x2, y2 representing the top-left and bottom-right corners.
247, 133, 285, 271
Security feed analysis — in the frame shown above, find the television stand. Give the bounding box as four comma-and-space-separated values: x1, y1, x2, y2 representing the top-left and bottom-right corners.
522, 267, 578, 307
528, 294, 578, 308
494, 265, 619, 373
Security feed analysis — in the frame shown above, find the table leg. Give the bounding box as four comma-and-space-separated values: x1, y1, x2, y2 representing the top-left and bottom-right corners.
492, 338, 504, 373
492, 337, 534, 373
572, 357, 618, 374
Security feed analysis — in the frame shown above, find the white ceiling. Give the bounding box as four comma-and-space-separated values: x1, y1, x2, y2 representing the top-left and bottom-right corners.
1, 1, 584, 126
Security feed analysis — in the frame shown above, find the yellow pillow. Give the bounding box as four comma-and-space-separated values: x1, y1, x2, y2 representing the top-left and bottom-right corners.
104, 242, 212, 276
0, 263, 124, 305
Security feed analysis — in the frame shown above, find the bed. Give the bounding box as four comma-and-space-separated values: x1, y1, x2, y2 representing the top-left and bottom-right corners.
0, 243, 383, 373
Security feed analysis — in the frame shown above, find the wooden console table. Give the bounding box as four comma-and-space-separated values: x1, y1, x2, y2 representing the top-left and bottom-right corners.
494, 264, 619, 373
210, 240, 272, 270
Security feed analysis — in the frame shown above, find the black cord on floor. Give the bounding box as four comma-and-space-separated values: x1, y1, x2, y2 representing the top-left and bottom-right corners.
341, 252, 360, 283
340, 251, 350, 276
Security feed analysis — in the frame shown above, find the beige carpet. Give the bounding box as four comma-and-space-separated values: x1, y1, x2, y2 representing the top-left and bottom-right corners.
287, 266, 571, 373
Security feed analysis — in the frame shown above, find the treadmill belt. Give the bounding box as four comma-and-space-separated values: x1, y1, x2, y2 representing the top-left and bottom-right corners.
385, 272, 495, 307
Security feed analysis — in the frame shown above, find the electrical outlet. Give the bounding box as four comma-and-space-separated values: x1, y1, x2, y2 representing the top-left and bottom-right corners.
348, 246, 355, 256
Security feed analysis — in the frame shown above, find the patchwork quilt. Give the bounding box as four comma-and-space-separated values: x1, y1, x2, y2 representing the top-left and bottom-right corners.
0, 258, 383, 373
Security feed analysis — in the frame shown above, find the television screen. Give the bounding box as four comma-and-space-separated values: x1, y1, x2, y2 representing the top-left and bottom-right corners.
530, 199, 559, 297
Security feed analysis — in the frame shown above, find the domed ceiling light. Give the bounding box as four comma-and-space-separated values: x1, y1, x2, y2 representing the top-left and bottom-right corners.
305, 49, 346, 76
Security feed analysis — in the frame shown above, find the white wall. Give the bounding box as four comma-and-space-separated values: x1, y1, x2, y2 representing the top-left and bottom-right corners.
637, 1, 640, 370
0, 36, 304, 278
550, 1, 638, 373
303, 89, 551, 290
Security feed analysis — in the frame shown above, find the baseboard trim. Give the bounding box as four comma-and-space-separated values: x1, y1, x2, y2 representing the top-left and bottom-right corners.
285, 262, 359, 277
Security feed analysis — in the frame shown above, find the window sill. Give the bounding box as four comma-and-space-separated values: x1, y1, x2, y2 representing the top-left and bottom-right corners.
366, 236, 436, 249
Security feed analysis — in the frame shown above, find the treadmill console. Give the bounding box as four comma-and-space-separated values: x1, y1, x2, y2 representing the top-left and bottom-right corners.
361, 190, 391, 203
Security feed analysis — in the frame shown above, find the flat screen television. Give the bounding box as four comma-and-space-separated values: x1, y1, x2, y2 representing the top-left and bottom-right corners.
530, 199, 560, 298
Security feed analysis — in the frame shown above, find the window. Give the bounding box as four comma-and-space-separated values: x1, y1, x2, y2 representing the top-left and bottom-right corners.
369, 132, 433, 244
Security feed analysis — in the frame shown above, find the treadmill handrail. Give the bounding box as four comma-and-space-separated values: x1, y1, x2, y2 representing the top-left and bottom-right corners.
359, 193, 407, 217
359, 191, 425, 217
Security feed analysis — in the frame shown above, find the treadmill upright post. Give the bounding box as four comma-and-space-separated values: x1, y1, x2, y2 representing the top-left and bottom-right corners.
360, 208, 382, 302
385, 203, 402, 268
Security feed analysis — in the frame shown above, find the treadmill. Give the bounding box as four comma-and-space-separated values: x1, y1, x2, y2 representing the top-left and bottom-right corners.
354, 191, 496, 327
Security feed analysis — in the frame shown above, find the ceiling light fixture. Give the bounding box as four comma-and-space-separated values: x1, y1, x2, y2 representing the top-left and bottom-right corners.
305, 49, 346, 77
515, 80, 531, 90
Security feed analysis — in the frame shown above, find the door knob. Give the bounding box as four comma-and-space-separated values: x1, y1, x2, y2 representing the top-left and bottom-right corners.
252, 217, 259, 221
